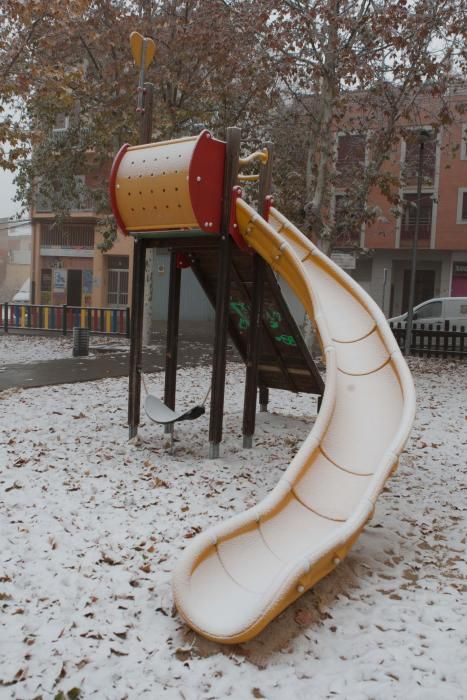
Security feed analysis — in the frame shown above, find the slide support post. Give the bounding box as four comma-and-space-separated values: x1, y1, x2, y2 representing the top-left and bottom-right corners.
128, 237, 147, 439
242, 142, 273, 445
164, 250, 182, 435
209, 126, 241, 458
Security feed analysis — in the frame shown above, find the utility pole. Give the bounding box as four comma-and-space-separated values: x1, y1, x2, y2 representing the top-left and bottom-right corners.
404, 129, 431, 356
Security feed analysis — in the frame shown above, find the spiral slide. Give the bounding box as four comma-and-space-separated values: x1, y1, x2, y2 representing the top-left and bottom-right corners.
172, 200, 416, 644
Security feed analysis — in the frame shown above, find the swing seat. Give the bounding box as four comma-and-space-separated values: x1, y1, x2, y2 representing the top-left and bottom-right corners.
144, 394, 205, 425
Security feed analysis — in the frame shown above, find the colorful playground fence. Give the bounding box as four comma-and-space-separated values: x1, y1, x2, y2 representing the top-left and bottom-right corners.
2, 303, 130, 337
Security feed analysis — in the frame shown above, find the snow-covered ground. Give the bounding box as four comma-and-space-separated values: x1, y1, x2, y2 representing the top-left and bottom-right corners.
0, 357, 466, 699
0, 335, 130, 365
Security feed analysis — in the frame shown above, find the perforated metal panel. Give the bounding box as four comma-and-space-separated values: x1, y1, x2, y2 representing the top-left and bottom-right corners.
110, 131, 226, 235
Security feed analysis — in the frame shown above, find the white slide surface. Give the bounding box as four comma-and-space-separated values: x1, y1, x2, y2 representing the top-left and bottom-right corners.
172, 201, 416, 644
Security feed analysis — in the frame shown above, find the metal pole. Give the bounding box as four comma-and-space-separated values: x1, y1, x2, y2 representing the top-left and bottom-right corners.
404, 131, 429, 356
242, 142, 273, 448
164, 251, 182, 435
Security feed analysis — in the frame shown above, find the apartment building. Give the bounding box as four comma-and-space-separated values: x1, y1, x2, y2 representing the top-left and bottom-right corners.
30, 163, 133, 309
333, 88, 467, 317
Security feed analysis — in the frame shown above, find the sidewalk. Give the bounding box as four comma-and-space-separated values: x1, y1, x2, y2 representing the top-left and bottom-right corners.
0, 325, 241, 392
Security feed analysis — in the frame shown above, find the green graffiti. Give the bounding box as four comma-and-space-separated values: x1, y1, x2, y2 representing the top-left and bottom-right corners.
264, 309, 281, 329
275, 334, 297, 346
230, 301, 297, 346
230, 301, 250, 330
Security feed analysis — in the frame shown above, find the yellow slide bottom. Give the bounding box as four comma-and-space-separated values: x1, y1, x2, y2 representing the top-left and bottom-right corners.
172, 201, 416, 644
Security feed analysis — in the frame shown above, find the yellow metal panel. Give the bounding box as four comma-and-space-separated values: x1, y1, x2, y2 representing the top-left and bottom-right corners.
114, 137, 199, 232
44, 307, 49, 329
105, 311, 111, 333
130, 31, 156, 69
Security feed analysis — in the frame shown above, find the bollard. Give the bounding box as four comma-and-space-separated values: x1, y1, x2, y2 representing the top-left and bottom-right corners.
72, 327, 90, 357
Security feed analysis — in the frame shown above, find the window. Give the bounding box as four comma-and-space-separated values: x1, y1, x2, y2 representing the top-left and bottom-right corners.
413, 301, 442, 320
336, 134, 366, 185
107, 256, 129, 307
457, 189, 467, 223
461, 124, 467, 160
403, 131, 437, 186
401, 193, 433, 243
333, 193, 361, 247
52, 114, 69, 132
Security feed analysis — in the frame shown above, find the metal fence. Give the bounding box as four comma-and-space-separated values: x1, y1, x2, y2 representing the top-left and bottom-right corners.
2, 303, 130, 337
390, 320, 466, 359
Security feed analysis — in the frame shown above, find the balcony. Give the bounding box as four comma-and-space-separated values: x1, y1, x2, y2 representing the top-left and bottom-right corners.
40, 222, 95, 258
34, 174, 95, 214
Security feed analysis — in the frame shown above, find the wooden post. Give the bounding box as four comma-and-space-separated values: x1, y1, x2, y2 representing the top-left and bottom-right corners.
128, 237, 146, 438
139, 82, 155, 347
209, 127, 241, 459
164, 251, 182, 435
127, 81, 153, 439
242, 141, 273, 447
259, 385, 269, 412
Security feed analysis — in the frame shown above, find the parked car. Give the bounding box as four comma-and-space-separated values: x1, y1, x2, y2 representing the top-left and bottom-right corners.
11, 278, 30, 304
388, 297, 467, 328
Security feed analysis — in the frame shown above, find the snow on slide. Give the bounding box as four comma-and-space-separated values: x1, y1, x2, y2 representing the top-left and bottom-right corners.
172, 200, 416, 644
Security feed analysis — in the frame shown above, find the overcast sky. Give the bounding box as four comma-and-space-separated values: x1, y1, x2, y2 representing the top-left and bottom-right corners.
0, 167, 21, 220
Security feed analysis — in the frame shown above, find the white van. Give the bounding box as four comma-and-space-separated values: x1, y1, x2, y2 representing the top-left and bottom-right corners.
11, 278, 31, 304
389, 297, 467, 329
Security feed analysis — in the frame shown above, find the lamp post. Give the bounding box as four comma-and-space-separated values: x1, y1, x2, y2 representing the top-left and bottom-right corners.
404, 129, 431, 356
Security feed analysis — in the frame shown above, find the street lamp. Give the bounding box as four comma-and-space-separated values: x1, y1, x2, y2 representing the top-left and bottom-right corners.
404, 128, 432, 356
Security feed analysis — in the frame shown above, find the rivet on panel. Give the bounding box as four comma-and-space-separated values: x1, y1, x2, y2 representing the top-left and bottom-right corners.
297, 585, 305, 594
333, 556, 341, 566
196, 176, 202, 182
116, 184, 120, 190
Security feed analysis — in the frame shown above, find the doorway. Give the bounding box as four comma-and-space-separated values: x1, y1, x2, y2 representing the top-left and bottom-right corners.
401, 269, 435, 313
67, 269, 82, 306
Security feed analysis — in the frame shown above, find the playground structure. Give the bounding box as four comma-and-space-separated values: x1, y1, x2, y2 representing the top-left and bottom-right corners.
110, 127, 324, 455
109, 126, 416, 644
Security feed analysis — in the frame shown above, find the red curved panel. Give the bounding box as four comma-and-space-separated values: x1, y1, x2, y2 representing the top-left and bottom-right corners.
189, 130, 226, 234
109, 143, 130, 236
